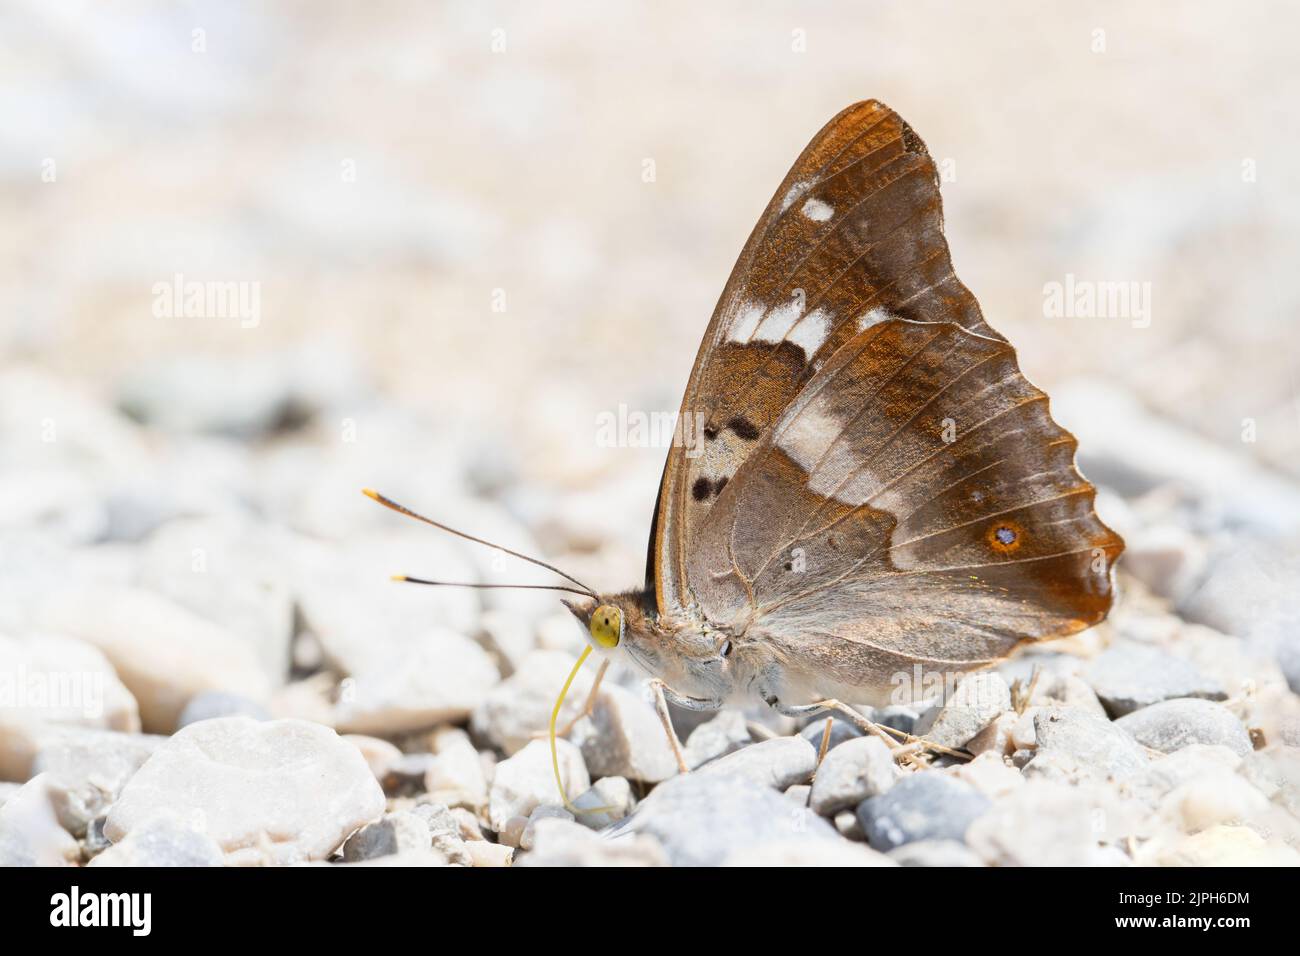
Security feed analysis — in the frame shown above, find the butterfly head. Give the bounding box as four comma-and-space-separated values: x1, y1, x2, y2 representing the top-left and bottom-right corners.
563, 596, 624, 652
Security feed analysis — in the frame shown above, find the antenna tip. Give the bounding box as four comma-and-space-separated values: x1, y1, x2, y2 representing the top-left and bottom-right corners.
390, 574, 408, 582
361, 488, 380, 501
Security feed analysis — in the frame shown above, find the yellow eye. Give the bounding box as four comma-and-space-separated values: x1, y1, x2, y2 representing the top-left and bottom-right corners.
589, 605, 623, 649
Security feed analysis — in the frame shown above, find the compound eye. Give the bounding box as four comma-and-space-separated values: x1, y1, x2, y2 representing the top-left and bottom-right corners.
589, 605, 622, 649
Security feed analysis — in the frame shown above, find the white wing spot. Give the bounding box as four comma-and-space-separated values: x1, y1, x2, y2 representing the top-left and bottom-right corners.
780, 181, 812, 212
727, 300, 765, 343
857, 306, 896, 332
753, 300, 801, 344
801, 198, 834, 222
787, 308, 831, 357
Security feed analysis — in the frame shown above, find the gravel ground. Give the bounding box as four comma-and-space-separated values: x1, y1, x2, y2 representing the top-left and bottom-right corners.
1, 2, 1298, 867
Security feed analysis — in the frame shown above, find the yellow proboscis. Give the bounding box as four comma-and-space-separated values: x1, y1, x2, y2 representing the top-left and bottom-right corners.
549, 645, 615, 816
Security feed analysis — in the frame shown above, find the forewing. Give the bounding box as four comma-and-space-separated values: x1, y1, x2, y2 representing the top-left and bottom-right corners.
651, 100, 993, 614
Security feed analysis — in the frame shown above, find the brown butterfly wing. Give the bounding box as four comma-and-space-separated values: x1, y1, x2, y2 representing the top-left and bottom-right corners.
649, 101, 1122, 692
653, 99, 1001, 612
682, 316, 1122, 698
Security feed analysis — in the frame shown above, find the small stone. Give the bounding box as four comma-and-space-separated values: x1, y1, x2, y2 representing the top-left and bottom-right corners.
38, 587, 271, 733
519, 817, 667, 867
81, 816, 111, 861
89, 813, 224, 867
178, 691, 270, 729
966, 712, 1016, 757
1144, 824, 1300, 866
105, 717, 385, 865
685, 710, 752, 769
0, 633, 140, 731
887, 839, 984, 867
449, 807, 485, 842
871, 704, 924, 736
570, 683, 680, 783
471, 650, 595, 755
571, 776, 634, 829
696, 736, 817, 790
1141, 744, 1243, 796
783, 784, 811, 807
834, 809, 865, 841
1115, 698, 1253, 756
342, 811, 432, 862
966, 780, 1125, 867
1031, 706, 1150, 782
0, 774, 79, 866
521, 805, 574, 850
609, 772, 838, 867
465, 841, 514, 867
497, 815, 528, 849
32, 728, 165, 836
798, 715, 863, 754
334, 628, 500, 735
723, 840, 895, 866
424, 733, 489, 809
809, 736, 896, 816
856, 773, 990, 852
487, 738, 589, 833
380, 753, 438, 796
946, 751, 1024, 800
1010, 707, 1040, 750
342, 735, 403, 782
1160, 775, 1269, 833
925, 672, 1011, 749
1085, 642, 1225, 717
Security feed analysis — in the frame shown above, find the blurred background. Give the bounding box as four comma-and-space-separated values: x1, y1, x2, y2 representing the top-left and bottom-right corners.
1, 1, 1297, 783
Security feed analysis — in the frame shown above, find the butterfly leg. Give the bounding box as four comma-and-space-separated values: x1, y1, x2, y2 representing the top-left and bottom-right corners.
647, 679, 721, 775
764, 696, 905, 753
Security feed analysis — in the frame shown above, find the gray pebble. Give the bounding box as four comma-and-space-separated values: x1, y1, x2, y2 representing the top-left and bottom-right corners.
684, 710, 753, 769
834, 809, 865, 841
925, 672, 1011, 749
856, 773, 990, 851
870, 704, 924, 737
798, 714, 863, 753
342, 811, 431, 862
1031, 706, 1150, 782
88, 814, 224, 867
408, 801, 473, 866
608, 772, 838, 867
809, 736, 896, 816
887, 839, 984, 867
1115, 698, 1253, 756
696, 736, 817, 790
571, 776, 634, 829
1085, 641, 1225, 717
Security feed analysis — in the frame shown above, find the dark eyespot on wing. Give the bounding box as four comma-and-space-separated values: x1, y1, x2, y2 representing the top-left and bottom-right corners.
986, 520, 1024, 554
692, 476, 730, 502
727, 416, 760, 441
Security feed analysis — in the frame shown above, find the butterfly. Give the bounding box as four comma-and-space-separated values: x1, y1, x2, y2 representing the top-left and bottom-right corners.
366, 99, 1123, 807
